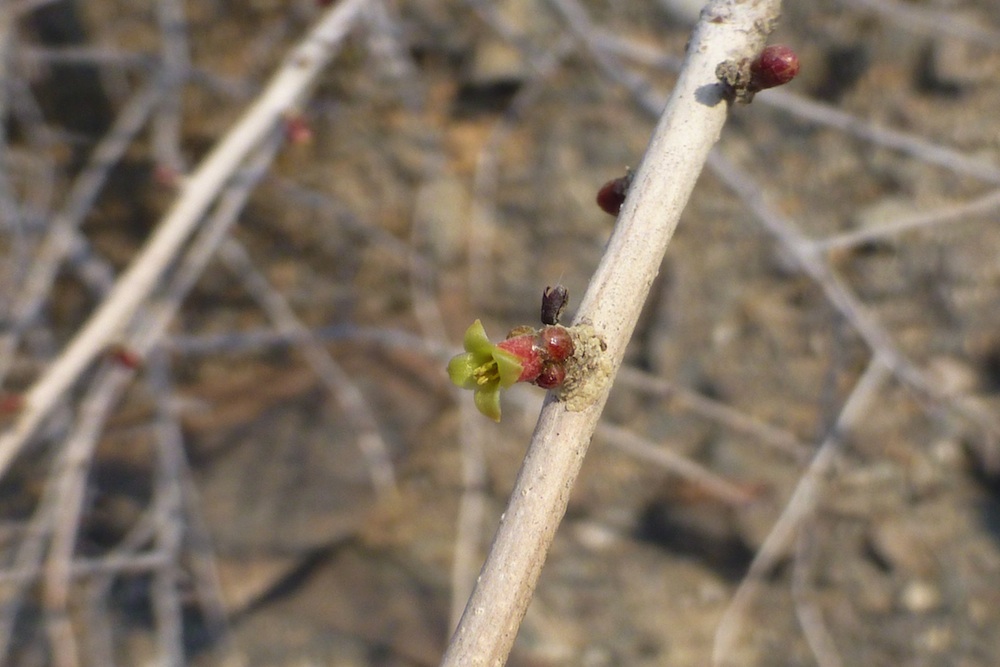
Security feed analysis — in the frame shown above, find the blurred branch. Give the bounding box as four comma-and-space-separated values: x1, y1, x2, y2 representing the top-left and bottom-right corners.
152, 0, 190, 173
0, 79, 162, 385
440, 1, 783, 664
841, 0, 1000, 45
811, 187, 1000, 252
0, 0, 367, 481
706, 150, 1000, 445
216, 238, 399, 499
757, 89, 1000, 184
712, 358, 890, 666
39, 135, 281, 667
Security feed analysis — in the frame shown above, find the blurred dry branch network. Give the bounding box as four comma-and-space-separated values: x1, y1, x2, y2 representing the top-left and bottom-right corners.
1, 0, 1000, 666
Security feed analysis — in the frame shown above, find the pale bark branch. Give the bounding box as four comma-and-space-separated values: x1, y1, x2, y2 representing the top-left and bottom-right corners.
440, 1, 783, 664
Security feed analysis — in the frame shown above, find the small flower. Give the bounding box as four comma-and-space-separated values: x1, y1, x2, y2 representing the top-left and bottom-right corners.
449, 319, 578, 421
448, 320, 526, 421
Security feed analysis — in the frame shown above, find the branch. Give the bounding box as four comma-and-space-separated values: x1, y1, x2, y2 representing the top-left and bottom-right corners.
440, 1, 783, 664
0, 0, 367, 480
712, 358, 890, 666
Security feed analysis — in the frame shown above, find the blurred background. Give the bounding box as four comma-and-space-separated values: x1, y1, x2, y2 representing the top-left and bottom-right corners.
2, 0, 1000, 665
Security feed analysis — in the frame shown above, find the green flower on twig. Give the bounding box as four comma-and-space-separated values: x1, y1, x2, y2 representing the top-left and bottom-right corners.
448, 319, 524, 421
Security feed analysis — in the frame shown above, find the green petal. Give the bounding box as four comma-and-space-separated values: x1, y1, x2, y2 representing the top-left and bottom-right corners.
447, 353, 480, 389
463, 319, 494, 356
474, 385, 502, 422
493, 346, 524, 388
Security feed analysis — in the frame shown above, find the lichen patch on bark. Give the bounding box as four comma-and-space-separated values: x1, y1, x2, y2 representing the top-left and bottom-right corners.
556, 324, 611, 411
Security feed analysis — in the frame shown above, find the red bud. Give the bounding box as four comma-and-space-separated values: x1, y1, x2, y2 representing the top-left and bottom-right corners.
496, 333, 544, 382
539, 326, 574, 362
0, 393, 24, 415
534, 363, 566, 389
108, 344, 143, 369
596, 169, 634, 216
750, 45, 800, 92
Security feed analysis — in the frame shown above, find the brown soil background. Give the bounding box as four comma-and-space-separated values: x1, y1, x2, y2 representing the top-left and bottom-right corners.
4, 0, 1000, 665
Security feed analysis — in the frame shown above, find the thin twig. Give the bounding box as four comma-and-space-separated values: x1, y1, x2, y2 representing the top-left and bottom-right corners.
0, 480, 58, 659
0, 550, 170, 584
811, 187, 1000, 253
43, 364, 134, 667
80, 508, 161, 667
548, 0, 665, 113
596, 423, 760, 506
4, 77, 58, 228
707, 151, 1000, 442
712, 359, 890, 666
153, 0, 190, 174
147, 352, 187, 667
757, 89, 1000, 185
792, 526, 844, 667
841, 0, 1000, 46
216, 237, 399, 498
616, 366, 809, 459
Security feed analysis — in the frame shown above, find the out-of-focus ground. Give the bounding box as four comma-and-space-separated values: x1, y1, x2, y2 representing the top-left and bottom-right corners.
4, 0, 1000, 665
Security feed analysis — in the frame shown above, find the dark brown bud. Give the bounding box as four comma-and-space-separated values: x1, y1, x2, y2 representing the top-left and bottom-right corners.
596, 168, 634, 216
541, 285, 569, 325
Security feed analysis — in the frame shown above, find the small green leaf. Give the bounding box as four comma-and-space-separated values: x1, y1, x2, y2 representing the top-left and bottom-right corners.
473, 383, 502, 422
463, 319, 493, 356
493, 346, 524, 387
447, 353, 478, 388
